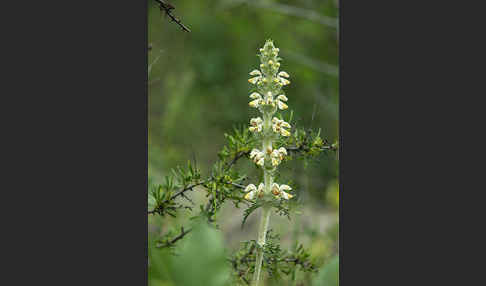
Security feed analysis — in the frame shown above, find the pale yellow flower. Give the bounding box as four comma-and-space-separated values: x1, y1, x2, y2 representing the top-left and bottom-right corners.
272, 117, 291, 137
248, 76, 261, 85
278, 71, 290, 78
270, 147, 287, 166
244, 183, 265, 200
249, 117, 263, 133
249, 69, 262, 76
271, 183, 293, 199
249, 149, 265, 166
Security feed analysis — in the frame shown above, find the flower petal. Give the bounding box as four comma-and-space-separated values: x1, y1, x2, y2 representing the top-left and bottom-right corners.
277, 101, 288, 110
258, 183, 265, 192
271, 150, 279, 157
278, 71, 290, 78
248, 77, 261, 84
249, 99, 260, 108
244, 184, 257, 192
281, 191, 293, 200
277, 94, 288, 102
250, 149, 260, 159
249, 69, 262, 76
279, 78, 290, 85
279, 184, 292, 192
245, 190, 256, 200
281, 121, 291, 129
250, 117, 263, 125
249, 92, 262, 99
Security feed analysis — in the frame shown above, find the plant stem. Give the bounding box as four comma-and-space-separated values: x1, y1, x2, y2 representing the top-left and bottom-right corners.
252, 112, 274, 286
252, 206, 271, 286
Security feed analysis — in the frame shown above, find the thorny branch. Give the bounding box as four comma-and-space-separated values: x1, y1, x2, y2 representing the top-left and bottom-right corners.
230, 244, 255, 285
225, 150, 250, 171
148, 177, 245, 215
148, 139, 337, 215
156, 226, 192, 248
286, 143, 337, 154
153, 0, 191, 32
147, 124, 338, 252
280, 257, 316, 271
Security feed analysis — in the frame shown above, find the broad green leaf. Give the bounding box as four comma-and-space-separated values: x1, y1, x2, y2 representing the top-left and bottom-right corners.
148, 221, 230, 286
313, 256, 339, 286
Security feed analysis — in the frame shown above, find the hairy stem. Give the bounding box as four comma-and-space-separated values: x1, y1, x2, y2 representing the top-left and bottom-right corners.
252, 112, 274, 286
252, 206, 271, 286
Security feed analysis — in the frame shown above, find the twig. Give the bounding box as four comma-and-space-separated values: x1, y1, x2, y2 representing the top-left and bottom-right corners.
169, 226, 192, 245
156, 226, 192, 248
286, 141, 338, 154
172, 179, 209, 199
229, 182, 246, 189
148, 140, 335, 215
147, 178, 245, 215
154, 0, 191, 32
286, 145, 336, 153
240, 244, 256, 264
225, 150, 250, 171
180, 191, 195, 205
148, 55, 160, 77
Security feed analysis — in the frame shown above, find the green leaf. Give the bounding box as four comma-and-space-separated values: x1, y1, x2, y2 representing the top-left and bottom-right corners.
171, 221, 231, 286
241, 201, 264, 228
148, 221, 230, 286
148, 191, 156, 210
313, 256, 339, 286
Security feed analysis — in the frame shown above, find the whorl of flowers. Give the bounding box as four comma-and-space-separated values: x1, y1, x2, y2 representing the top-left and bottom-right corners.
244, 40, 294, 201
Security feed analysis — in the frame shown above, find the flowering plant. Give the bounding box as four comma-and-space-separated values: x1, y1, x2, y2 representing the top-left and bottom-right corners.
148, 40, 338, 286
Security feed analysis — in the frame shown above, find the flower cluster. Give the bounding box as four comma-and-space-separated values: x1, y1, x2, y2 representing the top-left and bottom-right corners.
244, 40, 294, 201
248, 43, 291, 113
248, 91, 289, 111
244, 183, 293, 200
249, 146, 287, 167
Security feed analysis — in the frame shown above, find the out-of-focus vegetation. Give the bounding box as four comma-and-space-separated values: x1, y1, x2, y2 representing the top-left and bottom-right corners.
148, 0, 339, 285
